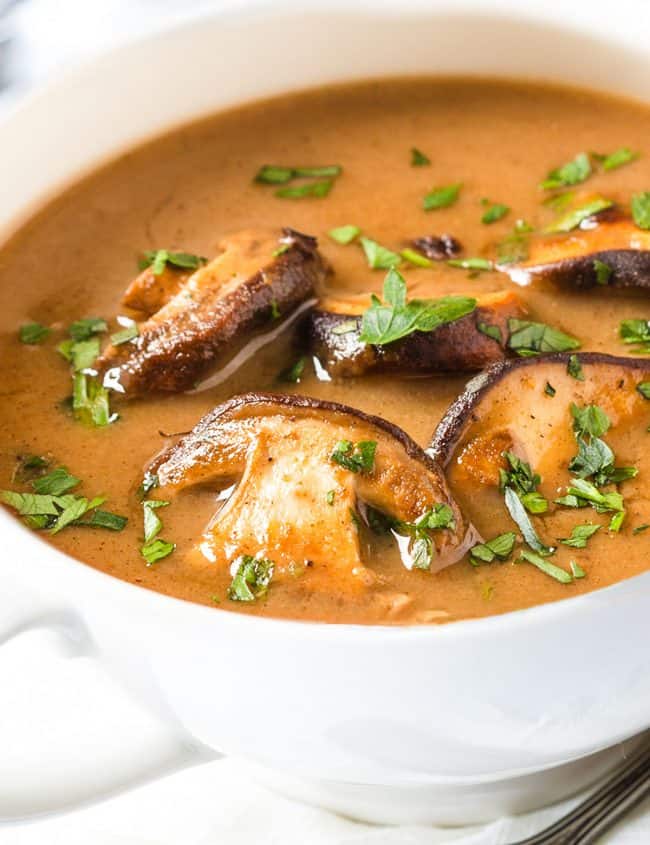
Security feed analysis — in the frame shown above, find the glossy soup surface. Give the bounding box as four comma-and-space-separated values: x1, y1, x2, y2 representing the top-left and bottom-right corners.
1, 78, 649, 624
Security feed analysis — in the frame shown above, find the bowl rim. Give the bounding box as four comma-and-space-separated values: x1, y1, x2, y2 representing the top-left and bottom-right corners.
2, 0, 650, 641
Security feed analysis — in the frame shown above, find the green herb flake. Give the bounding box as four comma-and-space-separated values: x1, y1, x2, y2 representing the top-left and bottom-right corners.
545, 382, 556, 397
255, 164, 341, 184
359, 268, 475, 346
481, 202, 510, 225
504, 486, 553, 555
228, 555, 274, 601
401, 248, 433, 268
447, 257, 494, 272
593, 259, 613, 285
599, 147, 639, 171
410, 147, 431, 167
110, 323, 139, 346
72, 373, 115, 427
141, 538, 175, 566
507, 318, 580, 356
571, 403, 611, 439
559, 523, 600, 548
633, 524, 650, 535
143, 499, 170, 543
68, 317, 108, 341
631, 192, 650, 230
470, 532, 516, 565
275, 180, 333, 199
84, 510, 128, 531
330, 439, 377, 474
328, 225, 361, 245
565, 478, 624, 513
570, 560, 587, 579
360, 237, 402, 270
423, 183, 462, 211
19, 322, 51, 344
478, 322, 502, 343
32, 467, 80, 496
544, 197, 614, 234
278, 357, 306, 384
619, 319, 650, 353
540, 152, 591, 191
637, 382, 650, 399
609, 511, 626, 533
567, 354, 585, 381
326, 490, 335, 506
518, 549, 573, 584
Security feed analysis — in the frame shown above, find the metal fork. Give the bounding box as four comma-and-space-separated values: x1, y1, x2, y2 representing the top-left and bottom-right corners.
510, 743, 650, 844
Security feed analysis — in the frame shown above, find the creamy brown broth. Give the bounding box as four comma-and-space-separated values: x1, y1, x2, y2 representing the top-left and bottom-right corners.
1, 77, 650, 623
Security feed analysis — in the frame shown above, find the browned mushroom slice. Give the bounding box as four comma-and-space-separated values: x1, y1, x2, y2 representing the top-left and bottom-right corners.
148, 393, 469, 594
97, 228, 326, 396
429, 353, 650, 552
503, 214, 650, 290
122, 264, 193, 316
308, 290, 527, 378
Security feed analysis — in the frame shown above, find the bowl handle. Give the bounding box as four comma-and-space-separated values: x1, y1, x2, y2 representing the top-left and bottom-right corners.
0, 579, 220, 822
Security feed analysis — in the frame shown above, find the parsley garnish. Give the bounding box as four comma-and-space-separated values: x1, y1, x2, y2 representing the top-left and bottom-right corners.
619, 319, 650, 353
499, 451, 547, 514
571, 403, 610, 439
140, 498, 174, 565
360, 237, 401, 269
400, 248, 433, 268
633, 524, 650, 535
410, 147, 431, 167
228, 555, 274, 601
393, 505, 456, 571
540, 152, 591, 190
69, 318, 107, 341
609, 511, 625, 533
570, 560, 587, 579
330, 440, 377, 474
496, 220, 534, 265
141, 539, 176, 565
255, 165, 341, 184
423, 183, 462, 211
470, 532, 516, 565
278, 357, 306, 383
544, 197, 614, 233
593, 259, 613, 285
110, 322, 139, 346
19, 322, 51, 344
517, 550, 573, 584
72, 373, 115, 427
559, 523, 600, 548
32, 467, 80, 495
142, 250, 206, 275
562, 478, 624, 513
275, 180, 333, 199
637, 382, 650, 399
632, 192, 650, 230
358, 268, 475, 346
447, 257, 494, 272
567, 354, 585, 381
477, 322, 502, 343
481, 202, 510, 225
507, 318, 580, 356
326, 490, 335, 506
545, 382, 556, 397
504, 486, 553, 555
595, 147, 639, 171
328, 225, 360, 244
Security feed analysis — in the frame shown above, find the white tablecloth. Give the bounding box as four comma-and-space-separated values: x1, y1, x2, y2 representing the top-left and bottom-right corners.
2, 1, 650, 842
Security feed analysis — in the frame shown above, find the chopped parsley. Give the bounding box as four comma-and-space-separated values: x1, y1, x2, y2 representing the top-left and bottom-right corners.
328, 225, 360, 245
278, 356, 306, 383
330, 439, 377, 474
142, 250, 206, 276
32, 467, 80, 495
571, 403, 610, 439
632, 192, 650, 230
619, 319, 650, 353
410, 147, 431, 167
507, 318, 580, 356
518, 550, 573, 584
567, 403, 636, 487
637, 382, 650, 399
481, 202, 510, 225
359, 268, 476, 346
110, 322, 139, 346
470, 532, 516, 565
360, 237, 401, 270
570, 560, 587, 579
633, 524, 650, 535
326, 490, 335, 506
540, 152, 591, 190
567, 354, 585, 381
401, 248, 433, 268
559, 523, 600, 548
594, 147, 639, 171
544, 197, 614, 234
499, 452, 547, 514
19, 322, 51, 344
255, 164, 341, 184
423, 183, 462, 211
504, 486, 553, 555
609, 511, 625, 533
593, 259, 613, 285
276, 180, 333, 199
447, 257, 493, 272
477, 322, 502, 343
563, 478, 624, 513
545, 382, 556, 397
140, 498, 174, 565
496, 220, 534, 265
68, 317, 107, 341
72, 373, 115, 427
393, 504, 456, 571
228, 555, 274, 601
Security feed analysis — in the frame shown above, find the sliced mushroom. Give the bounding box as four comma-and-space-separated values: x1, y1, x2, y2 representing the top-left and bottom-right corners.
430, 352, 650, 488
148, 393, 469, 594
97, 228, 327, 396
122, 263, 193, 316
503, 213, 650, 291
308, 290, 527, 378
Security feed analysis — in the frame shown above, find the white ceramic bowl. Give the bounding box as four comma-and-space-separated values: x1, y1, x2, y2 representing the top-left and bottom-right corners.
2, 0, 650, 826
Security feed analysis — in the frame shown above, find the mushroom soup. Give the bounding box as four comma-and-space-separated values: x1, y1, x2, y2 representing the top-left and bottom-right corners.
1, 78, 650, 624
